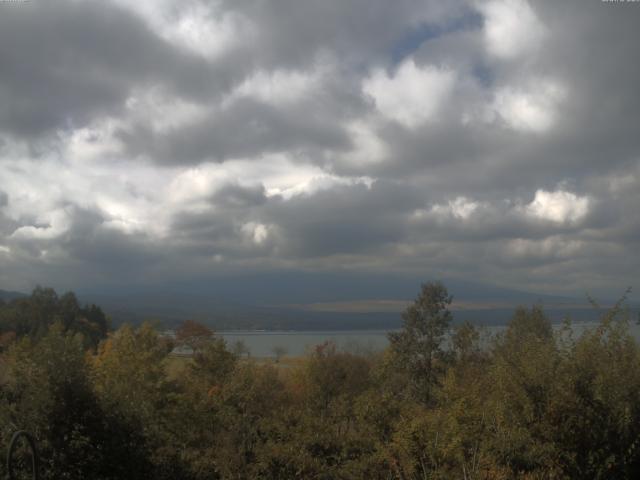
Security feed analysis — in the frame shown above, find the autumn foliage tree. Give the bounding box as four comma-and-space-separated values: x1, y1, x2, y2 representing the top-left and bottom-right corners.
0, 324, 152, 479
175, 319, 214, 353
1, 283, 640, 479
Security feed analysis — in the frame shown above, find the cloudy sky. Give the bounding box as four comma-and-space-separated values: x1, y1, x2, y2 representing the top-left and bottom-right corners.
0, 0, 639, 298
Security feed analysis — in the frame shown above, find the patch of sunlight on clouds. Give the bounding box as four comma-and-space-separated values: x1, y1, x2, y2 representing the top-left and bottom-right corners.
0, 149, 173, 241
363, 58, 455, 128
271, 174, 374, 200
507, 237, 584, 259
525, 189, 589, 224
226, 58, 333, 106
96, 197, 147, 235
168, 155, 375, 205
489, 80, 566, 133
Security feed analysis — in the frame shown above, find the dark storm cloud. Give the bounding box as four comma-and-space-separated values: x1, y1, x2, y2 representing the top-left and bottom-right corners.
528, 2, 640, 174
262, 182, 421, 257
170, 210, 237, 248
210, 183, 268, 209
0, 214, 18, 237
0, 0, 218, 140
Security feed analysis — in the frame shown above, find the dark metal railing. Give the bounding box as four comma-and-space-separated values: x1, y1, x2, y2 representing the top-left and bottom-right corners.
6, 431, 38, 480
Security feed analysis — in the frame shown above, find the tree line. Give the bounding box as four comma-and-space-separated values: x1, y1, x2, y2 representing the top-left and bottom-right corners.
0, 282, 639, 479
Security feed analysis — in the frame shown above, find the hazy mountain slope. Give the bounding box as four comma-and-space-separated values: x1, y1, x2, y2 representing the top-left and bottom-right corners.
77, 272, 625, 330
0, 289, 26, 301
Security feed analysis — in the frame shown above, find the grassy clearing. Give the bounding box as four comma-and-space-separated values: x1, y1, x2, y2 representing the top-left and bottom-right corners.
165, 353, 307, 381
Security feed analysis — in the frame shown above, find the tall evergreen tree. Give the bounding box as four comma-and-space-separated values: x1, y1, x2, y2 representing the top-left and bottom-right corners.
388, 281, 453, 403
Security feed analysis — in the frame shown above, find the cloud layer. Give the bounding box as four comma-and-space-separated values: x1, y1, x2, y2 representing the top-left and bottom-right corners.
1, 0, 639, 297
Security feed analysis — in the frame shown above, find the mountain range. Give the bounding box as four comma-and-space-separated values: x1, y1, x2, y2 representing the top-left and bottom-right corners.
75, 272, 635, 330
3, 273, 635, 331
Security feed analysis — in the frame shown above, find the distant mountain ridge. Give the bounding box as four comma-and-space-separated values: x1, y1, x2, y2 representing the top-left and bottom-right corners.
76, 273, 635, 330
79, 272, 585, 305
5, 275, 635, 331
0, 289, 27, 301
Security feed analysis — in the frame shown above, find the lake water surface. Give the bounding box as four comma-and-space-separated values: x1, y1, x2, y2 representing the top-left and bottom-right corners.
220, 321, 640, 358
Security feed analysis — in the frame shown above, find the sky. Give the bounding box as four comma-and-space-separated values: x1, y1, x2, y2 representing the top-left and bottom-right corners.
0, 0, 639, 299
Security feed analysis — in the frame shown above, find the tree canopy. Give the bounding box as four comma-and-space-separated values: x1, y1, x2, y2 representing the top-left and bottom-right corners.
388, 281, 453, 403
0, 286, 109, 349
1, 283, 640, 479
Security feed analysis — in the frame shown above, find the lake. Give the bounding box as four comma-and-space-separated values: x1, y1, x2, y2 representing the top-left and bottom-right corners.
219, 329, 391, 357
219, 321, 640, 358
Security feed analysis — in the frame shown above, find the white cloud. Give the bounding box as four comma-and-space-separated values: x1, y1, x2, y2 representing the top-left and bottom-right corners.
489, 79, 566, 133
363, 58, 455, 128
273, 174, 374, 200
479, 0, 547, 60
241, 222, 269, 245
431, 197, 482, 220
233, 69, 315, 104
11, 209, 72, 241
167, 154, 375, 205
336, 120, 388, 167
64, 88, 210, 163
167, 166, 223, 206
111, 0, 252, 59
64, 120, 123, 163
506, 237, 584, 260
125, 87, 210, 133
167, 4, 251, 59
525, 189, 590, 224
0, 147, 174, 242
411, 197, 484, 223
227, 59, 332, 106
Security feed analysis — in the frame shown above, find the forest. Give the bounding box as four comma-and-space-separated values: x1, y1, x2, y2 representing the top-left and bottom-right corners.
0, 283, 639, 479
